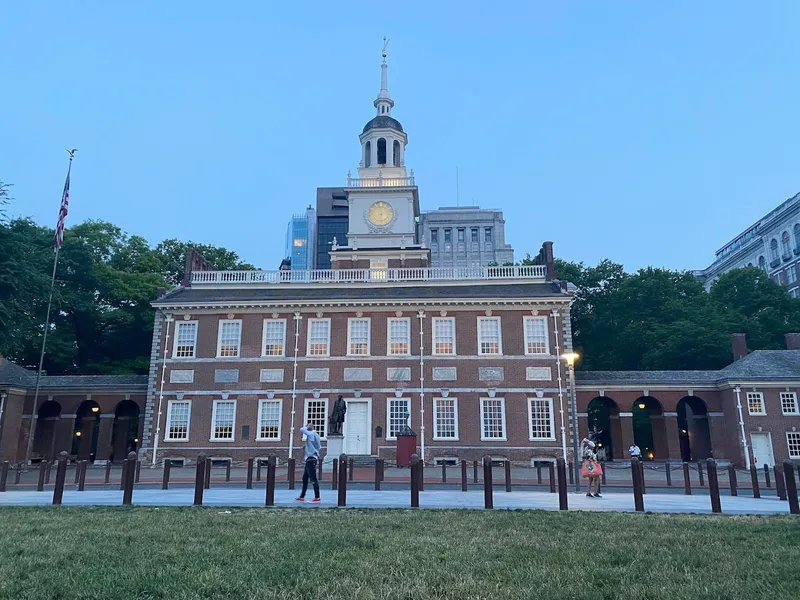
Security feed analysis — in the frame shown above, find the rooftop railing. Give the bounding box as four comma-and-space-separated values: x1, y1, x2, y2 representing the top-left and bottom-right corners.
190, 265, 547, 285
346, 175, 415, 188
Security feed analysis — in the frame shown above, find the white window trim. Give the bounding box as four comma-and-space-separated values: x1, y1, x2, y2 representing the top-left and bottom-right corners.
386, 397, 411, 441
431, 317, 457, 356
780, 392, 799, 415
433, 397, 459, 441
523, 316, 550, 356
477, 316, 503, 356
480, 397, 507, 441
261, 318, 287, 358
304, 397, 329, 441
527, 397, 556, 441
386, 317, 411, 356
347, 317, 372, 357
306, 318, 332, 357
172, 320, 198, 359
787, 432, 800, 459
747, 392, 767, 416
164, 400, 191, 442
216, 319, 242, 359
256, 398, 283, 441
210, 399, 237, 442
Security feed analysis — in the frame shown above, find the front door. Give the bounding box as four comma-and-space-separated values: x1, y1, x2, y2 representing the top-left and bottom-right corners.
750, 432, 775, 467
344, 400, 370, 455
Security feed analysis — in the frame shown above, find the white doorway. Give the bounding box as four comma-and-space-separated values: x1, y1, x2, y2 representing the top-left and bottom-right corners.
750, 432, 775, 467
344, 399, 371, 455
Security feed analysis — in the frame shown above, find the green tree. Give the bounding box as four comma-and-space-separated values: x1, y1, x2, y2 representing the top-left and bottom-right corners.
0, 180, 10, 221
156, 239, 257, 286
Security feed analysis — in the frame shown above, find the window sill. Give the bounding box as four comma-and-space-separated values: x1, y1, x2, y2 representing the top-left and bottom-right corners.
346, 354, 371, 358
163, 438, 189, 443
256, 438, 282, 442
171, 356, 196, 360
306, 354, 331, 359
215, 356, 242, 360
748, 413, 767, 417
433, 437, 460, 442
529, 437, 557, 442
209, 438, 237, 442
261, 355, 287, 359
480, 437, 507, 442
781, 412, 800, 416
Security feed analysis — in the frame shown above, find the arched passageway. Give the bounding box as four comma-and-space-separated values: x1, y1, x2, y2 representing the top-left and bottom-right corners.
33, 400, 62, 462
677, 396, 712, 461
111, 400, 140, 462
586, 396, 623, 460
72, 400, 101, 460
632, 396, 668, 460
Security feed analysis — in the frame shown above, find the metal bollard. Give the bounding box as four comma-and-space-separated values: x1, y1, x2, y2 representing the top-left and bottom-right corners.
0, 461, 8, 492
461, 459, 468, 492
764, 464, 771, 488
665, 461, 672, 486
697, 461, 704, 487
162, 459, 171, 490
682, 462, 692, 495
337, 454, 348, 507
78, 461, 88, 492
774, 463, 787, 501
410, 454, 420, 508
728, 464, 738, 496
122, 452, 137, 506
332, 458, 338, 490
442, 462, 447, 483
631, 457, 644, 512
204, 458, 211, 490
504, 460, 512, 492
104, 461, 112, 484
287, 458, 296, 490
707, 458, 721, 514
549, 461, 556, 493
225, 461, 231, 483
783, 461, 799, 515
37, 461, 48, 491
375, 460, 382, 491
750, 465, 761, 499
556, 457, 568, 510
52, 452, 68, 505
246, 458, 254, 489
265, 456, 276, 506
473, 460, 478, 484
483, 456, 494, 509
193, 455, 206, 506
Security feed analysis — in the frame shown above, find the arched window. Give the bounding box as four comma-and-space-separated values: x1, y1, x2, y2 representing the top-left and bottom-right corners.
364, 141, 371, 168
747, 262, 753, 267
782, 231, 791, 257
794, 224, 800, 251
393, 140, 401, 166
770, 239, 779, 261
377, 138, 387, 165
759, 255, 766, 270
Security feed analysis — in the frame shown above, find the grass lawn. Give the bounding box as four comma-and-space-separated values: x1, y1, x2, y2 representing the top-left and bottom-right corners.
0, 507, 798, 600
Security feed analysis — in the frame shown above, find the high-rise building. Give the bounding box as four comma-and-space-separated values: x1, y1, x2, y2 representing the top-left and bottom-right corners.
314, 188, 349, 270
419, 206, 514, 267
284, 206, 316, 271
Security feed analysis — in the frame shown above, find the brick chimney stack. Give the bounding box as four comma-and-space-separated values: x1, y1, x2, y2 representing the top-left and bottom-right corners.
731, 333, 748, 361
785, 333, 800, 350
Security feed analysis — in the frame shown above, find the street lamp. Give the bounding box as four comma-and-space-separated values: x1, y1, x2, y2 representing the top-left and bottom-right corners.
561, 352, 581, 492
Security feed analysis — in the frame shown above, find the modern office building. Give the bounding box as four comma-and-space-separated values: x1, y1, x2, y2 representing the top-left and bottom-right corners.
284, 206, 316, 271
314, 188, 349, 270
419, 206, 515, 267
696, 191, 800, 295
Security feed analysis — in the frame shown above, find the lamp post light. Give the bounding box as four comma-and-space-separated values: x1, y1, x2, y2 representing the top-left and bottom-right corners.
733, 386, 750, 469
562, 351, 581, 493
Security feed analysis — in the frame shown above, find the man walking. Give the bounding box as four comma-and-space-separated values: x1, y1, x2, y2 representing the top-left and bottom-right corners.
629, 443, 642, 459
295, 423, 322, 503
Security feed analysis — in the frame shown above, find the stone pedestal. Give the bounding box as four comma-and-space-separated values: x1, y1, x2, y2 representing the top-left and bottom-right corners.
323, 434, 344, 472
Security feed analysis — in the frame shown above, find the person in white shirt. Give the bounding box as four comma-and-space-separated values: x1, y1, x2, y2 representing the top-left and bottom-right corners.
295, 424, 322, 503
629, 444, 642, 459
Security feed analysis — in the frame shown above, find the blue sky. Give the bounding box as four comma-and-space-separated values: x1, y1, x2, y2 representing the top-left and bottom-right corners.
2, 2, 798, 272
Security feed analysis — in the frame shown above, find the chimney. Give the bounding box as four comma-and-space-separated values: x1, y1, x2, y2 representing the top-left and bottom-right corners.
786, 333, 800, 350
541, 241, 555, 280
731, 333, 748, 361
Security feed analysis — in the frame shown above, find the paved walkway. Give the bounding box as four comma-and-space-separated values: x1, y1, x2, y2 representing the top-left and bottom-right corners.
0, 488, 791, 515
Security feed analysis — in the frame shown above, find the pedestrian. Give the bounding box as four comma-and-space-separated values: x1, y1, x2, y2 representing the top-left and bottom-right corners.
580, 439, 603, 498
628, 443, 641, 459
295, 423, 322, 503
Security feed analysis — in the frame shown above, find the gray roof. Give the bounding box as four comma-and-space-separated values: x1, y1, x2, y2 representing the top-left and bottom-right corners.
154, 282, 569, 306
362, 115, 403, 133
0, 358, 147, 391
577, 370, 720, 385
0, 358, 36, 387
719, 350, 800, 379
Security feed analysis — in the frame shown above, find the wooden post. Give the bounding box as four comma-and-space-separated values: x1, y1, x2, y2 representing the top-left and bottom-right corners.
256, 459, 262, 482
122, 452, 136, 506
0, 461, 8, 492
461, 459, 468, 492
640, 461, 646, 495
135, 460, 141, 484
104, 461, 112, 484
600, 461, 607, 486
483, 456, 494, 509
246, 458, 254, 489
631, 457, 644, 512
318, 455, 323, 482
52, 451, 68, 505
78, 460, 87, 492
473, 460, 478, 484
14, 463, 22, 485
568, 461, 574, 486
537, 464, 543, 485
504, 460, 512, 492
193, 455, 205, 506
441, 462, 447, 483
750, 465, 761, 499
682, 462, 692, 495
265, 456, 276, 507
764, 463, 771, 488
332, 458, 339, 490
37, 460, 47, 491
697, 461, 704, 486
374, 460, 382, 491
204, 458, 211, 490
706, 458, 721, 514
728, 464, 738, 496
162, 459, 171, 490
665, 461, 672, 486
337, 454, 347, 507
549, 461, 556, 493
349, 456, 354, 482
380, 458, 385, 482
774, 463, 787, 501
45, 461, 52, 484
556, 457, 568, 510
410, 454, 420, 508
120, 459, 128, 491
74, 461, 80, 484
419, 461, 424, 492
783, 461, 799, 515
225, 461, 231, 483
287, 458, 296, 490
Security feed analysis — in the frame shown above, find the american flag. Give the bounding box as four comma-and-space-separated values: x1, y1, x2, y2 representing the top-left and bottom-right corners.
54, 169, 70, 248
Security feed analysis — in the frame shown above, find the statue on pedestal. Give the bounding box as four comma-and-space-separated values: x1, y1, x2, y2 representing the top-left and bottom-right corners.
329, 395, 347, 435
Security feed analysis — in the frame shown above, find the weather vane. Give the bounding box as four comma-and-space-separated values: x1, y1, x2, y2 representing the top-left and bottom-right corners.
67, 148, 77, 159
382, 37, 389, 59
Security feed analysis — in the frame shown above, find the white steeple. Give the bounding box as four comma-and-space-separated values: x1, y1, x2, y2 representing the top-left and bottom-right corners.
374, 38, 394, 116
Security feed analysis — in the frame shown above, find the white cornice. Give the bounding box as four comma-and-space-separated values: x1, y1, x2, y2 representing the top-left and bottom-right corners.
154, 298, 572, 311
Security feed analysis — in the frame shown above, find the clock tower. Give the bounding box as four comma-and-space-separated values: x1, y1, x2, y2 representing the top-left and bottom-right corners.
330, 41, 428, 271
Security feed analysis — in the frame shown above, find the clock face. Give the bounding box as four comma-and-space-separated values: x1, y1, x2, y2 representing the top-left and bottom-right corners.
368, 201, 394, 226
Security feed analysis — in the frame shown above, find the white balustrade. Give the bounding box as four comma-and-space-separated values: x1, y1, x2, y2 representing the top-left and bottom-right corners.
345, 176, 416, 188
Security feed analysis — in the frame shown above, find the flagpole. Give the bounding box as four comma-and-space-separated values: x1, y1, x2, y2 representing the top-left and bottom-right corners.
23, 150, 75, 468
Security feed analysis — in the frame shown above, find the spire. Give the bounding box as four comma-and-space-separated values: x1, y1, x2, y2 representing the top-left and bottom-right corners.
374, 37, 394, 116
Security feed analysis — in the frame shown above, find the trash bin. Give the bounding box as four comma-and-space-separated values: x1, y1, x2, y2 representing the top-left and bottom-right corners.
396, 425, 417, 467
